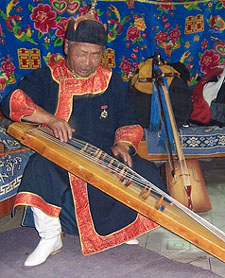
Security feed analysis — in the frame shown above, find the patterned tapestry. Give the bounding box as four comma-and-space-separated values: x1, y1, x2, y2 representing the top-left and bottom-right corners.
0, 126, 33, 202
0, 0, 224, 101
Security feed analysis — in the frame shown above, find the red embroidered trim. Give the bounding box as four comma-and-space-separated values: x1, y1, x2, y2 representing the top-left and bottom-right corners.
0, 148, 30, 157
69, 174, 158, 255
9, 89, 41, 122
14, 192, 61, 217
48, 60, 112, 121
114, 125, 143, 150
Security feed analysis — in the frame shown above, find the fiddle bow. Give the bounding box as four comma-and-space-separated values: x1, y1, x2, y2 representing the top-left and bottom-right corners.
151, 53, 193, 210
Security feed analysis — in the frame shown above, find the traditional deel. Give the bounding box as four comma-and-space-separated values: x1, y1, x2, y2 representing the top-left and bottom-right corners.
5, 58, 161, 255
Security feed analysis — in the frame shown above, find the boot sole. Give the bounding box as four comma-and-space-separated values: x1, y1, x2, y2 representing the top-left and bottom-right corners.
24, 248, 63, 267
50, 247, 63, 256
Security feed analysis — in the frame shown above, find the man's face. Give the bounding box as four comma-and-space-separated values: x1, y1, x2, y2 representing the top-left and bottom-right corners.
65, 41, 104, 77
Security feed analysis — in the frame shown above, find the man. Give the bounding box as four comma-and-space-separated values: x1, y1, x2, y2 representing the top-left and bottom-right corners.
1, 14, 166, 267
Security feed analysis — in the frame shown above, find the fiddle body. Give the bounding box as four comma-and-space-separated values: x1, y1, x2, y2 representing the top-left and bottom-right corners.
164, 159, 212, 212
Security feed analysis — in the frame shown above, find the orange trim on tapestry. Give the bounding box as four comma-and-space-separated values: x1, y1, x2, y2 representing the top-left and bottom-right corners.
14, 192, 61, 217
69, 174, 158, 255
0, 148, 31, 157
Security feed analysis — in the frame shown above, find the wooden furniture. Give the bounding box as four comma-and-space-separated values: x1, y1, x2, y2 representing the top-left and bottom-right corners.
137, 140, 225, 161
0, 196, 16, 218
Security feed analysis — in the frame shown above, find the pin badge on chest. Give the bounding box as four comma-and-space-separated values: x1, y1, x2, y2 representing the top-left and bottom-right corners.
100, 105, 108, 119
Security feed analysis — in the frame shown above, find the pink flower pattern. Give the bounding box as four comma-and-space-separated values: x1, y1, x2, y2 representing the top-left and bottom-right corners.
126, 26, 141, 42
199, 50, 220, 74
30, 4, 57, 34
1, 59, 15, 79
120, 59, 132, 77
55, 17, 69, 40
0, 0, 224, 96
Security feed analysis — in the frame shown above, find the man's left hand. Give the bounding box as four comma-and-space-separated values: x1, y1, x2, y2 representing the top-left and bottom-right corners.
111, 142, 133, 168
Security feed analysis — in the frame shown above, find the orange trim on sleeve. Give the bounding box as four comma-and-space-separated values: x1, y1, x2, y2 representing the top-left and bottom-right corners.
9, 89, 42, 122
114, 125, 143, 150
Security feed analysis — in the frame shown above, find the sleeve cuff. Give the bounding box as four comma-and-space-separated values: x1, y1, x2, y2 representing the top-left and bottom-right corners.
114, 125, 143, 150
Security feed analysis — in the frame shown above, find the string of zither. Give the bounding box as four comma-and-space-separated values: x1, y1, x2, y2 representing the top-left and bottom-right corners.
31, 127, 225, 242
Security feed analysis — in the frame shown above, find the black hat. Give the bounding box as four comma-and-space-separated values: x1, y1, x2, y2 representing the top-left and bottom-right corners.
65, 19, 107, 46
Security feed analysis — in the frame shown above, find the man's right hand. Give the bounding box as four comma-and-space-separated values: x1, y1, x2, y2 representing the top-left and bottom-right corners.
22, 110, 75, 142
46, 114, 75, 142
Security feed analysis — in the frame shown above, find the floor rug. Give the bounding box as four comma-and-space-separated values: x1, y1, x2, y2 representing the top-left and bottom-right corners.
0, 227, 222, 278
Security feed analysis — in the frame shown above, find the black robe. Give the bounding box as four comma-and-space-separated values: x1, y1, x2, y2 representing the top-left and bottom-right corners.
1, 61, 166, 253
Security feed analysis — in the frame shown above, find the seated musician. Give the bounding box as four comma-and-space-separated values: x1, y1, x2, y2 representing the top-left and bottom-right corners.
1, 8, 167, 267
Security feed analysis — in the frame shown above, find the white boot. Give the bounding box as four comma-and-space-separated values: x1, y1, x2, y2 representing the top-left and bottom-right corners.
24, 207, 63, 267
125, 238, 139, 245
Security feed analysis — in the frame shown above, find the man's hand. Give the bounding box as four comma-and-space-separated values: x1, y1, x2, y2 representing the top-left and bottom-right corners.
111, 142, 133, 168
22, 110, 75, 142
46, 115, 75, 142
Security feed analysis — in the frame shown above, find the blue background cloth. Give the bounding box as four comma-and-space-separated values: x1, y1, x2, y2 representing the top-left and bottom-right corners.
0, 0, 224, 100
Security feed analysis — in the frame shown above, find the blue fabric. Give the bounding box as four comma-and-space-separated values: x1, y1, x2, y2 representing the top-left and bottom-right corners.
0, 0, 224, 101
149, 66, 174, 149
145, 125, 225, 156
0, 127, 33, 202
